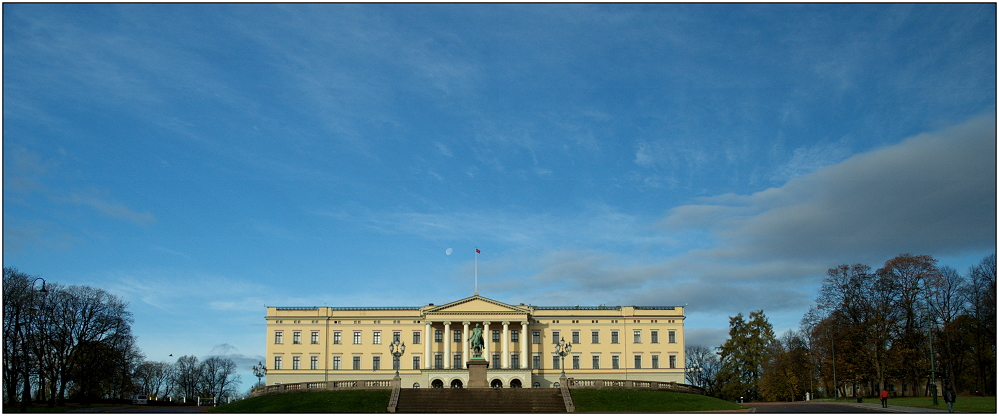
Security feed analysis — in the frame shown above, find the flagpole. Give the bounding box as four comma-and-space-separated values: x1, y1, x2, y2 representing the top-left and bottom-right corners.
474, 248, 478, 296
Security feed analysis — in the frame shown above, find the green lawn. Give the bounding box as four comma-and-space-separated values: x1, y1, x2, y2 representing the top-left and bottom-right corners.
828, 396, 996, 413
570, 389, 748, 412
212, 389, 745, 413
210, 390, 392, 413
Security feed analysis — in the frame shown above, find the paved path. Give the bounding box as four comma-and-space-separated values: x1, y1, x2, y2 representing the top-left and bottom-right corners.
840, 401, 954, 413
68, 405, 209, 413
748, 401, 954, 413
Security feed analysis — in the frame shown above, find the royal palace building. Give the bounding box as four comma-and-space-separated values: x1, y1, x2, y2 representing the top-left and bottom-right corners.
264, 295, 686, 389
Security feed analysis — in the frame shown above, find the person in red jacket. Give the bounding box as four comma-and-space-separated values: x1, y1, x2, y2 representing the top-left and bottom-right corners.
880, 388, 889, 408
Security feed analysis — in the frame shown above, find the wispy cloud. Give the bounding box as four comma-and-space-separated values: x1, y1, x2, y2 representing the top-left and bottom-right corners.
66, 192, 156, 225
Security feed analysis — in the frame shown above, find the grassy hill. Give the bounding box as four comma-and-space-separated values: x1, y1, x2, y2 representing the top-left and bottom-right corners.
210, 390, 392, 413
570, 389, 748, 412
210, 389, 747, 413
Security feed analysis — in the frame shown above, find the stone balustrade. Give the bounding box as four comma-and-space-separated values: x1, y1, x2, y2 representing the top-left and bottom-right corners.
251, 379, 397, 397
566, 378, 706, 395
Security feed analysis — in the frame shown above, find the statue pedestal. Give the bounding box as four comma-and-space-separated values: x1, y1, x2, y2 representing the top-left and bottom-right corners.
466, 358, 489, 388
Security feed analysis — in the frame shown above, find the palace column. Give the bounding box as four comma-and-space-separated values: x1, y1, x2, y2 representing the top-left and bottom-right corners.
482, 321, 491, 363
520, 321, 529, 369
502, 321, 510, 368
443, 321, 452, 369
462, 322, 470, 364
424, 321, 432, 369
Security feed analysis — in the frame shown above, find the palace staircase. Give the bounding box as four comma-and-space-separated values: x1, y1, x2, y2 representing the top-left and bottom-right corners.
393, 388, 569, 413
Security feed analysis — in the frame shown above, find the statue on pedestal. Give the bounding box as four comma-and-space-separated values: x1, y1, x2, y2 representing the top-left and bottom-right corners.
468, 323, 485, 358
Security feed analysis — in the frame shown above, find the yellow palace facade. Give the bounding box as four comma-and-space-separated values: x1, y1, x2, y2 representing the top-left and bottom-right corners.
264, 295, 685, 388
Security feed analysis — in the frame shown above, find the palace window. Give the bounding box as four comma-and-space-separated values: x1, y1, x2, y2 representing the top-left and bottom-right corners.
393, 355, 400, 370
292, 356, 300, 370
669, 355, 677, 369
511, 354, 520, 369
274, 356, 283, 370
332, 356, 341, 370
353, 331, 362, 344
413, 331, 421, 344
333, 331, 342, 345
611, 330, 619, 344
435, 329, 443, 343
572, 331, 580, 344
373, 331, 381, 345
592, 355, 600, 369
293, 331, 301, 344
552, 356, 561, 370
634, 355, 642, 369
533, 355, 541, 369
669, 330, 676, 344
372, 356, 380, 371
274, 331, 284, 344
310, 356, 319, 370
634, 330, 642, 343
393, 331, 401, 343
412, 356, 420, 370
492, 330, 500, 342
453, 354, 463, 369
572, 355, 580, 370
612, 355, 620, 369
591, 330, 599, 344
311, 331, 320, 344
453, 329, 462, 343
532, 331, 541, 344
434, 354, 443, 369
511, 330, 519, 343
651, 330, 659, 344
652, 355, 660, 369
492, 354, 500, 368
353, 356, 361, 370
552, 331, 561, 344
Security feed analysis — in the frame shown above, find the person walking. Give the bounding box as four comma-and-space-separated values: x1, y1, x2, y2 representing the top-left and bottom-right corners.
880, 388, 889, 408
943, 384, 957, 413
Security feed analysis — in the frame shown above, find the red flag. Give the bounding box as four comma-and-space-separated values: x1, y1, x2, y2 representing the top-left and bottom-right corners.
476, 248, 480, 253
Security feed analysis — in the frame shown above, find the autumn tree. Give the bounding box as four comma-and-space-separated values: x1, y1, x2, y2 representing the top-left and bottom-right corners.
760, 330, 811, 401
963, 254, 996, 394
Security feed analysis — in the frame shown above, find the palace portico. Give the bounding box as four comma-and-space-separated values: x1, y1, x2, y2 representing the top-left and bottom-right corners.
264, 295, 686, 389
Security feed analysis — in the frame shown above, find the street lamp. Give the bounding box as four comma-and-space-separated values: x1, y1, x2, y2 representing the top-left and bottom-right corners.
389, 339, 406, 378
20, 278, 47, 412
252, 362, 267, 388
553, 337, 572, 378
688, 364, 702, 387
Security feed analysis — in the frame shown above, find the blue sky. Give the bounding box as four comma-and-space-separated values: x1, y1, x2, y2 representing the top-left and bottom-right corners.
4, 3, 996, 384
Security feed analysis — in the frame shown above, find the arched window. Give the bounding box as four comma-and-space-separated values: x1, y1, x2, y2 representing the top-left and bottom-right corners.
533, 382, 541, 388
510, 379, 522, 388
491, 379, 503, 388
413, 383, 420, 388
431, 379, 444, 388
450, 379, 464, 388
553, 382, 560, 388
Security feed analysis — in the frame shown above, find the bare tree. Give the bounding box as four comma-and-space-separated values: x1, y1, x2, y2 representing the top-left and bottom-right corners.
200, 357, 241, 404
685, 344, 720, 394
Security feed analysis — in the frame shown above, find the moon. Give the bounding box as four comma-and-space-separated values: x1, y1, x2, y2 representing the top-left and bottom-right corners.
445, 248, 453, 256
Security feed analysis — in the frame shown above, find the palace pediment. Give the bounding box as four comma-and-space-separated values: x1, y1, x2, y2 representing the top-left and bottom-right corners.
424, 295, 530, 315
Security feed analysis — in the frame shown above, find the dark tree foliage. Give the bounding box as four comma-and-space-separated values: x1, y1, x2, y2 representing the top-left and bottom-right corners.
716, 310, 775, 401
2, 267, 142, 405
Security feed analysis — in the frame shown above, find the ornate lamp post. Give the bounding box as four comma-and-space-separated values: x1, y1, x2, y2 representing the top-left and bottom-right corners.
553, 337, 572, 378
389, 339, 406, 378
688, 364, 702, 387
252, 361, 267, 388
